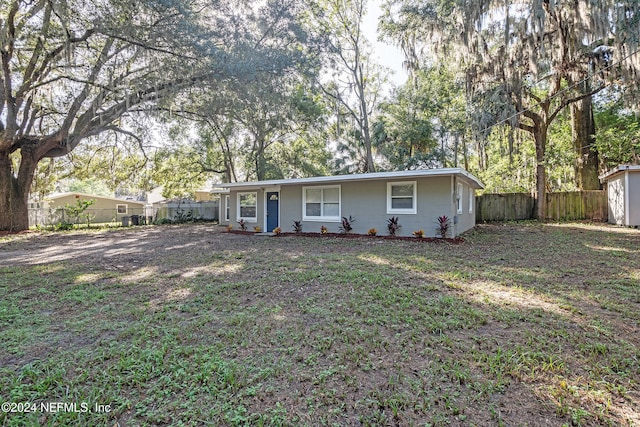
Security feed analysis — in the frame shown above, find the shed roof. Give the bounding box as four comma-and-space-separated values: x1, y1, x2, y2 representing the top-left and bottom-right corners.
599, 164, 640, 181
47, 192, 146, 206
218, 168, 484, 190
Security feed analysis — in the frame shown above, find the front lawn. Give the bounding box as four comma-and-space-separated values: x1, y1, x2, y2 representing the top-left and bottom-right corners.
0, 223, 638, 426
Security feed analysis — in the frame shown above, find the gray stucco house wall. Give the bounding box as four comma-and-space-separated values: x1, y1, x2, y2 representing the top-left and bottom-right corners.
601, 165, 640, 226
219, 169, 484, 238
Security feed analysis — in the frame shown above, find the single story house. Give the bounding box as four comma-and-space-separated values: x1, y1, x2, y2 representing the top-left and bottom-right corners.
600, 164, 640, 227
45, 192, 146, 224
218, 168, 484, 238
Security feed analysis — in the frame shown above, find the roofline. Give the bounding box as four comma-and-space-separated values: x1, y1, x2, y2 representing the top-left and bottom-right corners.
218, 168, 484, 190
46, 192, 146, 205
599, 164, 640, 181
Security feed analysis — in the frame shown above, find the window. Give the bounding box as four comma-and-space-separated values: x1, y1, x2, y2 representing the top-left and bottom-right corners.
117, 204, 127, 214
238, 192, 257, 221
387, 181, 417, 214
224, 195, 230, 222
456, 183, 463, 214
303, 186, 340, 221
469, 190, 474, 214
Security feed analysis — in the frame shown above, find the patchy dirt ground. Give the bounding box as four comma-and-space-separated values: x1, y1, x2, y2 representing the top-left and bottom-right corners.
0, 224, 227, 267
0, 222, 639, 427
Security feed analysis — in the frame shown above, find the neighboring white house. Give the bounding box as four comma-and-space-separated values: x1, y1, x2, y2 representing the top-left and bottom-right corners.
33, 192, 146, 225
600, 164, 640, 227
218, 168, 484, 238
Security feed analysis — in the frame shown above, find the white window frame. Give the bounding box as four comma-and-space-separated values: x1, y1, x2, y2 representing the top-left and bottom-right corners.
237, 192, 258, 222
457, 183, 463, 214
116, 204, 127, 214
469, 189, 474, 214
224, 195, 230, 222
387, 181, 417, 215
302, 185, 341, 222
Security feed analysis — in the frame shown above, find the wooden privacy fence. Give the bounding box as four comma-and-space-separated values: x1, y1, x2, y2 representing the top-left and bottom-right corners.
475, 193, 534, 222
545, 191, 607, 221
476, 191, 608, 222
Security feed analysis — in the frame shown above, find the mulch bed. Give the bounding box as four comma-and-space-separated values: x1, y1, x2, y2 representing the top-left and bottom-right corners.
228, 230, 464, 243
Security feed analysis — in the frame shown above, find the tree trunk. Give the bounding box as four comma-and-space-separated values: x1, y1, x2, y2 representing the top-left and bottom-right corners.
255, 142, 266, 181
358, 71, 375, 173
0, 149, 38, 231
454, 133, 459, 167
461, 134, 469, 170
533, 125, 548, 220
571, 91, 600, 190
362, 122, 375, 173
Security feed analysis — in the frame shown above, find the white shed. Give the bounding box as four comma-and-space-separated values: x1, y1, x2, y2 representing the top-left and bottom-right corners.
600, 165, 640, 227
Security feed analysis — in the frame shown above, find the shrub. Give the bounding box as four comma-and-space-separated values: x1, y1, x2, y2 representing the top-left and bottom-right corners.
55, 221, 74, 231
437, 215, 450, 238
339, 215, 356, 234
367, 228, 377, 236
64, 199, 95, 228
320, 225, 328, 234
292, 220, 303, 233
413, 229, 425, 238
273, 227, 282, 235
226, 224, 233, 232
253, 226, 262, 233
237, 219, 247, 231
174, 208, 194, 223
387, 216, 402, 236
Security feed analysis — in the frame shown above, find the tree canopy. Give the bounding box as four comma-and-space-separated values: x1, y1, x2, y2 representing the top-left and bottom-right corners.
4, 0, 640, 230
381, 0, 640, 216
0, 0, 315, 230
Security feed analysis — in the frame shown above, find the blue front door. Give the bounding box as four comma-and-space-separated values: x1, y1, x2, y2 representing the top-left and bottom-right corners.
266, 192, 279, 232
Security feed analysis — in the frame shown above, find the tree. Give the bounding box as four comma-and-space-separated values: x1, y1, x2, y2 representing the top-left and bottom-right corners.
151, 143, 209, 200
64, 198, 95, 228
158, 62, 328, 183
228, 80, 327, 181
30, 158, 71, 203
312, 0, 389, 173
375, 66, 466, 170
138, 0, 327, 184
595, 98, 640, 170
0, 0, 307, 231
64, 133, 152, 197
382, 0, 640, 217
474, 113, 575, 193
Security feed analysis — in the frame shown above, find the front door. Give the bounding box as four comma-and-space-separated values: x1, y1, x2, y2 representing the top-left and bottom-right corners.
266, 192, 279, 232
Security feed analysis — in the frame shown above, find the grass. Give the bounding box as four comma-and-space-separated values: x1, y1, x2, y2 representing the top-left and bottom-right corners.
0, 222, 638, 426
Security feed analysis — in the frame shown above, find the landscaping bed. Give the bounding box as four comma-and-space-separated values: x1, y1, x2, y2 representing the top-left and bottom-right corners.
229, 229, 465, 243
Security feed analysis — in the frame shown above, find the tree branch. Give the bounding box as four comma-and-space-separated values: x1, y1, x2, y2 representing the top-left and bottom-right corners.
0, 1, 20, 141
517, 122, 535, 134
548, 83, 606, 124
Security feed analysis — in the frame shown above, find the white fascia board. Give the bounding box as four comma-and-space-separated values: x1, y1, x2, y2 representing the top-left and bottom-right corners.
47, 192, 145, 205
599, 164, 640, 182
219, 168, 484, 190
